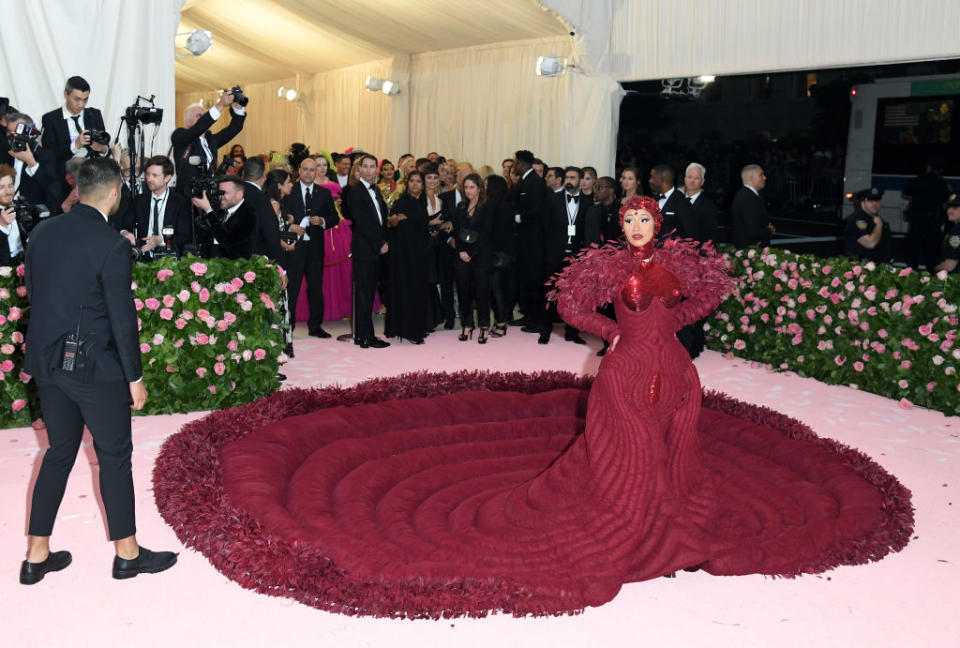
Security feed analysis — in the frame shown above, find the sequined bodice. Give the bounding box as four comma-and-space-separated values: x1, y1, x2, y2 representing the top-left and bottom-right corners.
620, 248, 683, 312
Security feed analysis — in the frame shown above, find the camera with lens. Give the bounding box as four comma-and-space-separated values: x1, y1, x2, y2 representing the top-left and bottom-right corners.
190, 176, 223, 204
7, 122, 40, 153
12, 198, 50, 233
86, 129, 112, 146
153, 226, 179, 259
124, 95, 163, 125
224, 85, 248, 107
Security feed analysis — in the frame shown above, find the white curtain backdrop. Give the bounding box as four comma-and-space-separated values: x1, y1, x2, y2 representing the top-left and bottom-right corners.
0, 0, 182, 158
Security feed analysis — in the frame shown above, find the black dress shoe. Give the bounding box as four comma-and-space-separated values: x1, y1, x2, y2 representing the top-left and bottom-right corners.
521, 325, 540, 334
566, 334, 587, 345
597, 341, 609, 357
20, 550, 72, 585
538, 332, 550, 344
284, 343, 294, 359
367, 337, 390, 348
112, 546, 177, 580
309, 328, 332, 339
277, 372, 287, 381
509, 317, 528, 327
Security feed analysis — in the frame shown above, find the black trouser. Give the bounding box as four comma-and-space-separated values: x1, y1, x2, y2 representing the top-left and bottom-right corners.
907, 216, 943, 270
304, 240, 326, 332
515, 225, 543, 319
454, 259, 491, 328
353, 257, 382, 341
29, 371, 135, 541
490, 262, 516, 324
284, 244, 307, 326
436, 243, 457, 325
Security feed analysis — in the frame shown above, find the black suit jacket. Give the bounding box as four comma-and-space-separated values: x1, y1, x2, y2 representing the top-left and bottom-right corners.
282, 182, 339, 257
453, 201, 494, 266
40, 106, 106, 182
544, 190, 586, 270
0, 144, 57, 207
0, 220, 27, 264
658, 189, 697, 240
133, 189, 192, 252
690, 192, 719, 244
170, 108, 245, 194
244, 182, 283, 261
210, 200, 256, 259
515, 170, 547, 232
345, 180, 389, 262
24, 203, 141, 383
731, 186, 770, 249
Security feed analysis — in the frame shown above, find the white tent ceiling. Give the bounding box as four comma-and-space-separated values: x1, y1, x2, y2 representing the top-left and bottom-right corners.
176, 0, 569, 93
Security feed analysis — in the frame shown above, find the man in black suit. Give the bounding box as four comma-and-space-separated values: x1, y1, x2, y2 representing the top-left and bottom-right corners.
241, 156, 283, 264
345, 154, 390, 348
130, 156, 192, 258
649, 164, 697, 240
282, 157, 339, 337
191, 175, 257, 259
683, 162, 718, 244
21, 158, 176, 584
511, 150, 547, 329
40, 76, 109, 201
540, 166, 588, 345
437, 170, 470, 328
171, 91, 245, 196
584, 176, 621, 245
1, 112, 56, 207
731, 164, 774, 249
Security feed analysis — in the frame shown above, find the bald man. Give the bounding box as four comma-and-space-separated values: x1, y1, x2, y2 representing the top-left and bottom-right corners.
170, 90, 246, 196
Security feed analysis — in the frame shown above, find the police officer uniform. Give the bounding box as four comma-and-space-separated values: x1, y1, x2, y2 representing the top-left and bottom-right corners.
939, 193, 960, 273
844, 187, 892, 262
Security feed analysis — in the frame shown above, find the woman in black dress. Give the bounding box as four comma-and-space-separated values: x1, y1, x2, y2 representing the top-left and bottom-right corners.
484, 174, 516, 338
453, 173, 494, 343
384, 170, 431, 344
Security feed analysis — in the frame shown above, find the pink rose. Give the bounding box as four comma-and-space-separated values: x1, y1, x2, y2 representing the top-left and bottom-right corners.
243, 271, 256, 282
139, 343, 151, 354
10, 331, 23, 343
159, 308, 174, 321
191, 281, 202, 293
821, 265, 832, 274
196, 309, 210, 320
231, 277, 244, 289
166, 365, 176, 373
0, 359, 14, 372
898, 379, 908, 389
152, 334, 164, 345
877, 329, 888, 339
144, 298, 160, 311
853, 361, 864, 372
11, 398, 26, 412
175, 318, 187, 330
240, 301, 253, 312
900, 361, 911, 370
157, 269, 174, 282
242, 349, 252, 361
178, 290, 190, 302
16, 285, 26, 297
898, 267, 912, 277
253, 348, 267, 360
173, 338, 184, 348
927, 381, 937, 392
196, 367, 207, 378
162, 294, 176, 308
15, 264, 24, 277
207, 385, 216, 394
8, 306, 22, 321
235, 292, 248, 303
0, 288, 8, 299
918, 324, 933, 336
196, 333, 209, 345
0, 344, 13, 355
217, 320, 228, 331
190, 262, 208, 276
899, 398, 912, 409
834, 355, 846, 366
199, 288, 210, 303
222, 283, 236, 295
223, 312, 236, 324
214, 362, 226, 376
134, 298, 144, 311
181, 310, 194, 320
227, 340, 238, 351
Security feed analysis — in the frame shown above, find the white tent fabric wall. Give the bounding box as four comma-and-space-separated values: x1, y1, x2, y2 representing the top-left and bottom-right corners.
606, 0, 960, 81
0, 0, 182, 160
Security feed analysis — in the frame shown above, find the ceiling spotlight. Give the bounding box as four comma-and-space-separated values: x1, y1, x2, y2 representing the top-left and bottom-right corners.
381, 80, 399, 96
365, 77, 384, 92
285, 88, 299, 101
176, 29, 212, 58
536, 55, 567, 77
277, 86, 285, 97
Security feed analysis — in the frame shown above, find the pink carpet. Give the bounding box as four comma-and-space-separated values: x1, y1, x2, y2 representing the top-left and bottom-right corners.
2, 317, 957, 647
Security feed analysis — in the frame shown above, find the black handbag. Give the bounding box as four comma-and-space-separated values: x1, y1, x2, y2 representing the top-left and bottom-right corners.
457, 228, 479, 244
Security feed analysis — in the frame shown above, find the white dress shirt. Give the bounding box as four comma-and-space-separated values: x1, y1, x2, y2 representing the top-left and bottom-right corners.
63, 106, 87, 157
687, 190, 702, 205
0, 218, 23, 257
658, 186, 675, 210
298, 181, 317, 241
148, 187, 170, 236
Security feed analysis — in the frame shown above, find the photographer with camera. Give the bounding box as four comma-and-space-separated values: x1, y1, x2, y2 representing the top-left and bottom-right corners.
1, 112, 55, 207
0, 164, 27, 264
191, 175, 256, 259
131, 156, 191, 260
171, 88, 246, 196
41, 76, 109, 199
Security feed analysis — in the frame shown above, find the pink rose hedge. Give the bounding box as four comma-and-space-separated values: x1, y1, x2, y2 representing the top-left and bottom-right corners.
707, 247, 960, 415
0, 256, 286, 428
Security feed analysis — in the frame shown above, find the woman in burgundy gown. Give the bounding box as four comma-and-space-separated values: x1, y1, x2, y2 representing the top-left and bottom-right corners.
162, 196, 912, 619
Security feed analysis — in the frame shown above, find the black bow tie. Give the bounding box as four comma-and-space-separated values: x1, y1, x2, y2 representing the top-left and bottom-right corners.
567, 194, 580, 203
652, 192, 664, 201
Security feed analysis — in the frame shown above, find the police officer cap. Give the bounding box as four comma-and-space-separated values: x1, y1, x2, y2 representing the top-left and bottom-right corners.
947, 193, 960, 208
852, 187, 884, 202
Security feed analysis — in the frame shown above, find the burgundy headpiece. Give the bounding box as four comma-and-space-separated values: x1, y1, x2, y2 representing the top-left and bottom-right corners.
618, 195, 663, 233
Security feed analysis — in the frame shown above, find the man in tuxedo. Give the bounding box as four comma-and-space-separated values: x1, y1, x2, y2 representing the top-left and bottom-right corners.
130, 156, 192, 258
21, 157, 176, 584
684, 162, 718, 244
171, 91, 245, 196
511, 150, 548, 329
1, 112, 56, 207
345, 154, 390, 349
731, 164, 774, 249
40, 76, 109, 201
242, 156, 283, 265
282, 157, 339, 337
191, 175, 256, 259
649, 164, 697, 240
539, 166, 588, 345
